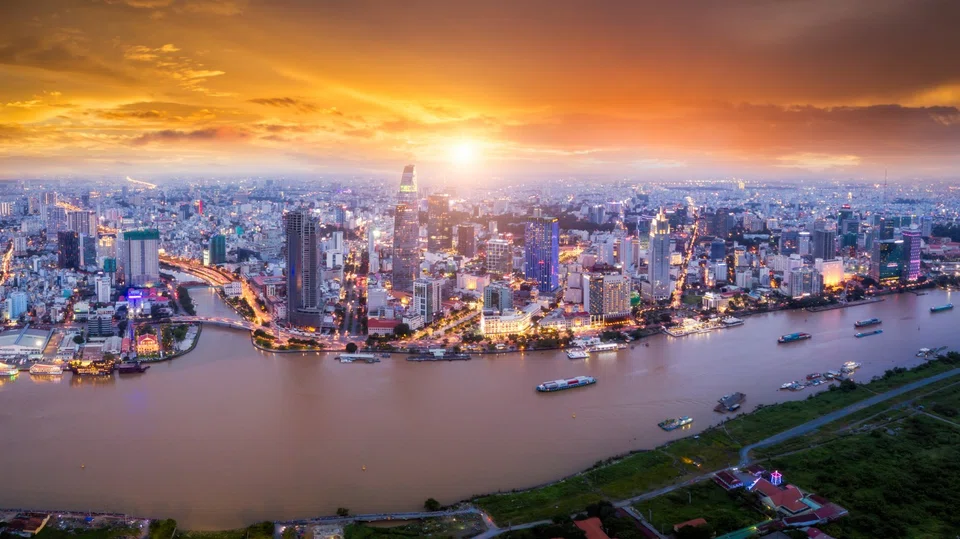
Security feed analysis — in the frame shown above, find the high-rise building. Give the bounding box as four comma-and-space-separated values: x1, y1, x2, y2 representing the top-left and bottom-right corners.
333, 204, 347, 229
812, 219, 837, 261
583, 272, 630, 322
785, 267, 823, 298
209, 234, 227, 265
797, 231, 812, 256
456, 224, 477, 257
67, 210, 97, 237
901, 228, 922, 282
483, 282, 513, 313
413, 277, 442, 324
119, 229, 160, 286
57, 231, 81, 269
871, 239, 904, 285
710, 239, 725, 261
646, 210, 672, 300
285, 210, 323, 327
81, 234, 97, 267
524, 216, 559, 294
485, 238, 513, 276
368, 228, 380, 274
427, 193, 452, 251
392, 165, 420, 293
95, 274, 112, 303
588, 205, 605, 225
6, 291, 28, 320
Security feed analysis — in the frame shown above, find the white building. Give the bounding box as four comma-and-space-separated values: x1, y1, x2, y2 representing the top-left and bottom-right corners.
95, 275, 112, 303
645, 210, 672, 300
413, 278, 443, 324
223, 281, 243, 298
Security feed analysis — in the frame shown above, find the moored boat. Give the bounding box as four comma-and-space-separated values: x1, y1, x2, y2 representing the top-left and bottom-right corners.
806, 373, 821, 380
338, 353, 381, 363
855, 329, 883, 338
658, 416, 693, 431
408, 352, 470, 362
536, 375, 596, 392
116, 361, 150, 374
715, 392, 745, 413
566, 349, 589, 360
854, 318, 882, 328
585, 343, 619, 353
721, 316, 744, 327
0, 362, 19, 376
931, 304, 954, 313
778, 332, 811, 344
841, 361, 862, 373
29, 363, 64, 376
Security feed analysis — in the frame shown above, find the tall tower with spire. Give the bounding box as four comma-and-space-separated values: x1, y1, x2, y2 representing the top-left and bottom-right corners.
392, 165, 420, 293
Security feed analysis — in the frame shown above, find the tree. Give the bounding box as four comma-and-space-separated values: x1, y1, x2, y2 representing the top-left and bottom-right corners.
424, 497, 442, 512
345, 342, 358, 354
73, 334, 85, 344
335, 507, 349, 517
103, 352, 116, 362
394, 323, 412, 339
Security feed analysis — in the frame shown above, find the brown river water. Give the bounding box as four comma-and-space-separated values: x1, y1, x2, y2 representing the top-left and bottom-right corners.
0, 287, 956, 528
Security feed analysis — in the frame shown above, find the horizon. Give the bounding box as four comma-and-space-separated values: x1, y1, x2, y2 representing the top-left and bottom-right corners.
1, 1, 960, 180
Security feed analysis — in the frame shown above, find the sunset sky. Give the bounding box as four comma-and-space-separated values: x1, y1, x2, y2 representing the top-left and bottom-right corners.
2, 0, 960, 180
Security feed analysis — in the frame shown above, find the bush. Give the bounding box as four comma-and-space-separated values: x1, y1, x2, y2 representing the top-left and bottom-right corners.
336, 507, 349, 517
345, 342, 358, 354
424, 497, 441, 511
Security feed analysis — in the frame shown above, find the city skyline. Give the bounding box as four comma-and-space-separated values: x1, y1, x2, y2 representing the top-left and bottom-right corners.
2, 1, 960, 179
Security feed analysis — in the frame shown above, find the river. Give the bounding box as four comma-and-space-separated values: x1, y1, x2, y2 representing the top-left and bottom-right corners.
0, 287, 956, 528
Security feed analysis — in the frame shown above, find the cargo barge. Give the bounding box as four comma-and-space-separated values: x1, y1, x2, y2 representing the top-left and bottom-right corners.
855, 329, 883, 338
931, 304, 954, 313
658, 416, 693, 431
714, 392, 745, 413
536, 375, 596, 393
778, 332, 811, 344
854, 318, 882, 328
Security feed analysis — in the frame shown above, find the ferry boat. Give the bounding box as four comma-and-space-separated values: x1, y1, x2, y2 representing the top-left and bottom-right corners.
824, 370, 841, 379
806, 373, 821, 380
585, 343, 619, 353
0, 362, 19, 376
715, 392, 745, 413
780, 382, 794, 390
721, 317, 744, 327
408, 352, 471, 362
571, 337, 601, 348
658, 416, 693, 431
338, 353, 381, 363
29, 363, 63, 376
854, 318, 882, 328
930, 304, 954, 313
566, 349, 589, 360
74, 365, 113, 376
778, 332, 812, 344
855, 329, 883, 338
116, 361, 150, 374
841, 361, 862, 373
535, 375, 597, 393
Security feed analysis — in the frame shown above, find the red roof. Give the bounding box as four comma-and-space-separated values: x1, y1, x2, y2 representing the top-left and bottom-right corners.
813, 503, 848, 522
713, 470, 744, 490
743, 464, 766, 476
753, 479, 808, 514
574, 517, 611, 539
367, 318, 399, 329
673, 518, 708, 532
807, 528, 836, 539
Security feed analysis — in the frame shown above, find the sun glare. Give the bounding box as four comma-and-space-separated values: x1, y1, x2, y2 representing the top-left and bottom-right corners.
451, 142, 476, 165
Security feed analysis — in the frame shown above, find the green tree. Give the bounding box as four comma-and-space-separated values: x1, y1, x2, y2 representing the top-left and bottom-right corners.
345, 342, 358, 354
393, 323, 412, 338
72, 334, 85, 345
424, 497, 442, 511
335, 507, 350, 517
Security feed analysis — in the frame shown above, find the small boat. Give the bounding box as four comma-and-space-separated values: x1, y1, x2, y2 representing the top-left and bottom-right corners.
29, 363, 64, 376
930, 304, 954, 313
714, 392, 746, 413
338, 353, 381, 363
824, 370, 841, 379
780, 382, 794, 390
855, 329, 883, 338
658, 416, 693, 431
566, 349, 589, 360
778, 332, 812, 344
585, 343, 619, 353
116, 361, 150, 374
917, 347, 931, 357
854, 318, 882, 328
841, 361, 862, 373
721, 317, 744, 327
806, 373, 821, 380
0, 362, 19, 377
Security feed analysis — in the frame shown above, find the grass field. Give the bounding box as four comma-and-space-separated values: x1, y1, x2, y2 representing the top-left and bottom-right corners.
344, 514, 484, 539
633, 482, 767, 536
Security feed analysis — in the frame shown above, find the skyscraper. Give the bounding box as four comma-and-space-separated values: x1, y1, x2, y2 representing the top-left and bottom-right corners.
392, 165, 420, 293
209, 234, 227, 264
812, 219, 837, 261
524, 216, 559, 294
871, 239, 904, 284
57, 231, 81, 270
81, 234, 97, 267
427, 193, 452, 251
646, 210, 672, 300
583, 271, 630, 323
456, 224, 477, 257
485, 238, 513, 276
483, 282, 513, 313
67, 210, 97, 237
413, 277, 442, 324
901, 228, 921, 282
368, 228, 380, 274
119, 229, 160, 286
285, 210, 322, 327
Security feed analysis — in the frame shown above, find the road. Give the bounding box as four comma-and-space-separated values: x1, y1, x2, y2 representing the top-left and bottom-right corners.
738, 366, 960, 466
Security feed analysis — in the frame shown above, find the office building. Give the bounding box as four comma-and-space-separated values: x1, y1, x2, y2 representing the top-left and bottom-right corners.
901, 228, 922, 282
413, 277, 443, 324
67, 210, 97, 237
483, 282, 513, 313
368, 228, 380, 274
81, 234, 97, 267
427, 193, 452, 251
285, 210, 323, 327
524, 216, 560, 294
6, 292, 27, 320
392, 165, 420, 293
646, 209, 672, 300
209, 234, 227, 264
785, 267, 823, 298
583, 272, 630, 323
457, 224, 477, 257
57, 231, 81, 270
485, 238, 513, 276
95, 274, 111, 303
119, 229, 160, 287
871, 239, 903, 285
812, 219, 837, 261
710, 239, 725, 261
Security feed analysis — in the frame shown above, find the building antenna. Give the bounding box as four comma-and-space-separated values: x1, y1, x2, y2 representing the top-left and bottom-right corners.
882, 169, 888, 207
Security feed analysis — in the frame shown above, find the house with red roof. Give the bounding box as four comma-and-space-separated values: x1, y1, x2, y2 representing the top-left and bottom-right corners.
573, 517, 612, 539
750, 478, 809, 515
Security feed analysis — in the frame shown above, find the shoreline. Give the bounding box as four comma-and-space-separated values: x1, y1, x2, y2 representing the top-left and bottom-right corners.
805, 296, 884, 312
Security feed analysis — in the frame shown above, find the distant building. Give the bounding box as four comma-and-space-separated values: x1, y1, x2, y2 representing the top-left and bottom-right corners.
583, 272, 630, 323
392, 165, 420, 293
785, 267, 823, 298
223, 281, 242, 298
136, 333, 160, 355
95, 274, 111, 303
456, 224, 477, 257
901, 228, 922, 282
285, 210, 323, 327
812, 219, 837, 261
209, 234, 227, 264
57, 231, 81, 270
870, 239, 903, 285
87, 313, 115, 337
483, 282, 513, 313
645, 209, 672, 300
413, 277, 443, 324
524, 216, 559, 294
485, 238, 513, 277
119, 229, 160, 287
5, 291, 28, 319
67, 210, 97, 237
427, 193, 452, 251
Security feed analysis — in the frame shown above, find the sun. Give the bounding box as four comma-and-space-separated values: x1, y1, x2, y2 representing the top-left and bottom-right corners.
451, 141, 477, 166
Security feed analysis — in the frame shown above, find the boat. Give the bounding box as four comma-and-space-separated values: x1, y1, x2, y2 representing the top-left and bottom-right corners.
824, 370, 841, 379
29, 363, 64, 376
780, 382, 794, 390
585, 343, 619, 353
721, 316, 744, 327
338, 353, 381, 363
841, 361, 862, 373
408, 352, 471, 362
917, 347, 931, 357
854, 318, 882, 328
714, 392, 745, 413
855, 329, 883, 338
806, 373, 821, 380
778, 332, 812, 344
930, 304, 954, 313
116, 361, 150, 374
571, 337, 601, 348
658, 416, 693, 431
566, 349, 589, 360
74, 365, 113, 376
535, 375, 597, 393
0, 362, 19, 376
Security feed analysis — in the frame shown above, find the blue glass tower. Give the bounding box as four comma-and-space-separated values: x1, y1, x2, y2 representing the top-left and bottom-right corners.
524, 216, 559, 294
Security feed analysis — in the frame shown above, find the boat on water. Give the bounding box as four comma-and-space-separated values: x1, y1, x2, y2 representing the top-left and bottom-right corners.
855, 329, 883, 338
338, 353, 381, 363
408, 352, 471, 362
841, 361, 862, 373
714, 392, 745, 413
74, 365, 114, 376
29, 363, 64, 376
854, 318, 882, 328
778, 332, 812, 344
824, 370, 841, 379
931, 304, 954, 313
536, 375, 596, 393
116, 361, 150, 374
0, 362, 19, 376
780, 382, 794, 390
571, 337, 601, 348
585, 343, 620, 353
721, 316, 744, 327
658, 416, 693, 431
806, 373, 821, 380
566, 349, 589, 360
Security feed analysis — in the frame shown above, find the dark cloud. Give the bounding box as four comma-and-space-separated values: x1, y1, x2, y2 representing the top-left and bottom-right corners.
131, 126, 248, 145
248, 97, 318, 113
0, 36, 132, 81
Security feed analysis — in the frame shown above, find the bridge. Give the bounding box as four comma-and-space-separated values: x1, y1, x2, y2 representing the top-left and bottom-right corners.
170, 316, 259, 332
